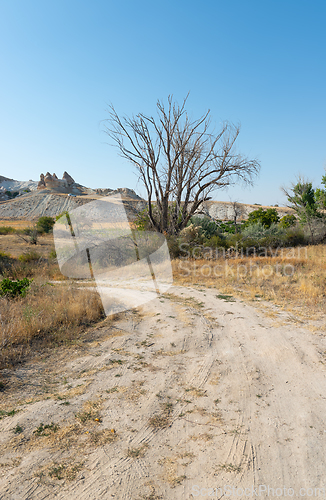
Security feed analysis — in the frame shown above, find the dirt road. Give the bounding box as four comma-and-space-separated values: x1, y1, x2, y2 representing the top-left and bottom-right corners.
0, 286, 326, 499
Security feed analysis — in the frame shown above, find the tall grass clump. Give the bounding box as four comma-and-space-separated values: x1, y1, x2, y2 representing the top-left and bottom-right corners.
0, 282, 105, 369
0, 252, 65, 281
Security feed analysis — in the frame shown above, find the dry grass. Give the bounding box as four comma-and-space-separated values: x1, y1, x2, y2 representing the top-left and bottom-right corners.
47, 460, 84, 481
75, 400, 102, 424
0, 232, 55, 260
190, 433, 213, 441
0, 220, 32, 230
0, 282, 105, 370
172, 245, 326, 317
148, 401, 173, 429
34, 459, 85, 481
127, 443, 149, 459
90, 428, 117, 446
0, 229, 65, 281
157, 456, 187, 487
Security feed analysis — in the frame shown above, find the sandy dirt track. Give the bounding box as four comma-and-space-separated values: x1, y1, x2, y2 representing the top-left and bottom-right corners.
0, 285, 326, 499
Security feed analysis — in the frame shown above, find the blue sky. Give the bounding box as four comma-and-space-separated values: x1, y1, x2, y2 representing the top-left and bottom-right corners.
0, 0, 325, 205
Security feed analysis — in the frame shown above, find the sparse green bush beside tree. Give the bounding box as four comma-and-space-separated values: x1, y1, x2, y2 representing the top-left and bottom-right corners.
37, 216, 55, 234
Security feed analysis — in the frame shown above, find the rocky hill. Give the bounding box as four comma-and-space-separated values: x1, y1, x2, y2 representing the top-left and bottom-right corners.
0, 192, 146, 220
200, 200, 292, 221
0, 172, 292, 221
0, 190, 292, 222
0, 176, 38, 200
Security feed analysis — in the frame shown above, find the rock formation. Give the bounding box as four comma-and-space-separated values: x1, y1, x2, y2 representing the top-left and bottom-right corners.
38, 173, 46, 189
37, 171, 75, 190
62, 171, 75, 185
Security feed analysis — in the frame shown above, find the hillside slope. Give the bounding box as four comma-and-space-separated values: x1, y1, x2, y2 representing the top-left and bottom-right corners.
0, 191, 292, 221
0, 191, 146, 220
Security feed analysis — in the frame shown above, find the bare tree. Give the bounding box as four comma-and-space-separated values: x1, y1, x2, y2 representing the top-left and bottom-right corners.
17, 226, 38, 245
104, 95, 260, 235
230, 200, 244, 233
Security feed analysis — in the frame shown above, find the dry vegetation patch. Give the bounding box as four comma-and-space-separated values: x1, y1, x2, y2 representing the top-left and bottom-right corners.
36, 459, 85, 482
0, 283, 105, 370
148, 401, 174, 429
172, 245, 326, 317
127, 442, 149, 459
157, 455, 187, 487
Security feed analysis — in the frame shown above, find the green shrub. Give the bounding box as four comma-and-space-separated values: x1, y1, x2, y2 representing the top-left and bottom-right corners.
48, 249, 57, 259
0, 277, 32, 298
18, 251, 41, 263
4, 191, 19, 198
242, 222, 268, 239
246, 208, 280, 228
0, 251, 11, 259
134, 207, 152, 231
204, 235, 227, 249
0, 226, 16, 235
279, 214, 297, 228
216, 220, 247, 234
189, 216, 219, 238
19, 227, 33, 235
37, 216, 55, 234
242, 222, 285, 239
17, 227, 38, 244
284, 226, 306, 246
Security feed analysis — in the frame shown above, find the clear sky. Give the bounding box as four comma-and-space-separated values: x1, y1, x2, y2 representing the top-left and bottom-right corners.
1, 0, 325, 206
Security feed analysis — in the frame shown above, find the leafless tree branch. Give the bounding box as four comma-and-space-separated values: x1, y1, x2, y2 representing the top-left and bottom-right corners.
103, 95, 260, 234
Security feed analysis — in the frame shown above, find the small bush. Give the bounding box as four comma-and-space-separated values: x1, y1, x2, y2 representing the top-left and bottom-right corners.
204, 235, 227, 249
0, 251, 12, 259
189, 216, 219, 239
179, 224, 202, 244
48, 249, 57, 259
33, 422, 59, 436
0, 277, 32, 298
242, 222, 285, 239
18, 251, 41, 263
246, 208, 280, 228
134, 207, 153, 231
0, 226, 16, 235
279, 214, 296, 228
4, 191, 19, 198
284, 225, 306, 246
37, 216, 55, 234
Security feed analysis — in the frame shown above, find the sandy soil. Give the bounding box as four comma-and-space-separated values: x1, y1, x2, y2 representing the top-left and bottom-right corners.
0, 285, 326, 499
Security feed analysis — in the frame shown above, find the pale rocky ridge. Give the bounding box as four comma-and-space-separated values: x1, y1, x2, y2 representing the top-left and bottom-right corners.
0, 172, 292, 220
